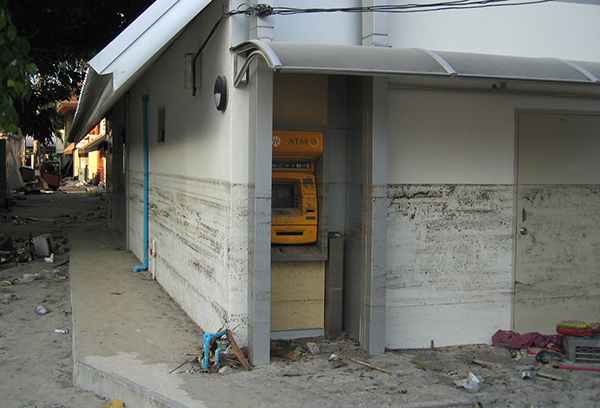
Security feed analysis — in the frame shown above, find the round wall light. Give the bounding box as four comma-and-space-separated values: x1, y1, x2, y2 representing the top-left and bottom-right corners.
213, 75, 228, 111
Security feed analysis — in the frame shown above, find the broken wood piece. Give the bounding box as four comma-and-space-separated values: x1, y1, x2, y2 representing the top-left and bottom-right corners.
536, 370, 566, 381
347, 357, 392, 374
227, 329, 251, 371
169, 357, 196, 374
472, 358, 492, 368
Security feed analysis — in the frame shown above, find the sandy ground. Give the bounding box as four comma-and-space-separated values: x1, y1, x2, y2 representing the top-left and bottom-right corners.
1, 184, 600, 408
0, 186, 110, 408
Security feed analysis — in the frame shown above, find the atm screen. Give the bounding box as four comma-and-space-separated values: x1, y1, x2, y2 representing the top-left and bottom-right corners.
272, 182, 298, 209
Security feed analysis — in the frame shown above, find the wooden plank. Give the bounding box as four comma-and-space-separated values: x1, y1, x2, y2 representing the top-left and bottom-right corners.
227, 329, 251, 371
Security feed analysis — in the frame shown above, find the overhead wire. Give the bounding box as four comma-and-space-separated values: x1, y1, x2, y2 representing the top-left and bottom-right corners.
227, 0, 556, 17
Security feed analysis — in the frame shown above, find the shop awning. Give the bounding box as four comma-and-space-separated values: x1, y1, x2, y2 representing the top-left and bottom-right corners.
78, 135, 107, 154
68, 0, 212, 145
232, 40, 600, 94
63, 143, 75, 155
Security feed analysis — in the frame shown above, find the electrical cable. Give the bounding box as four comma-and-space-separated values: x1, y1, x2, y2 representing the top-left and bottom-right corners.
228, 0, 556, 17
192, 15, 226, 96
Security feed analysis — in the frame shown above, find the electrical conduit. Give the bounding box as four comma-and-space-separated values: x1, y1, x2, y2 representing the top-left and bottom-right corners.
133, 95, 149, 273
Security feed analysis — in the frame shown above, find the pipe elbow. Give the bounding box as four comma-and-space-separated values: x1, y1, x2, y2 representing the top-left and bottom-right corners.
133, 263, 148, 273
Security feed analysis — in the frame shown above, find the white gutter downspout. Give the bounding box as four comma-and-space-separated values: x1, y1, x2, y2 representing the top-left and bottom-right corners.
362, 0, 388, 47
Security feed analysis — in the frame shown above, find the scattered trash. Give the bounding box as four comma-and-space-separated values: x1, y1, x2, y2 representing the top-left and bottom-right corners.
492, 329, 562, 353
0, 234, 13, 251
536, 368, 567, 381
1, 293, 17, 303
472, 357, 492, 369
44, 254, 55, 263
31, 234, 53, 258
347, 357, 392, 375
271, 340, 302, 361
534, 349, 565, 365
454, 371, 482, 393
20, 273, 39, 283
521, 369, 532, 380
329, 354, 342, 362
35, 305, 48, 315
54, 329, 69, 334
218, 365, 233, 375
105, 400, 125, 408
306, 342, 320, 355
1, 247, 32, 265
12, 216, 26, 225
409, 360, 427, 371
328, 354, 347, 369
169, 357, 199, 374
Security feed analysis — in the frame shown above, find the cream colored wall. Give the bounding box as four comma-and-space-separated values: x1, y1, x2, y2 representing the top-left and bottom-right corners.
89, 151, 99, 180
271, 261, 325, 330
273, 74, 328, 127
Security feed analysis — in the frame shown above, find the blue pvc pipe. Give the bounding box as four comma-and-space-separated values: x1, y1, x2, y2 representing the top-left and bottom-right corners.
201, 330, 227, 370
134, 95, 149, 273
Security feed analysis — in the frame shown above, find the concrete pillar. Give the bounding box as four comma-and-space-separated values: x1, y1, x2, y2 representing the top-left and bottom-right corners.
247, 57, 273, 366
360, 76, 388, 354
325, 232, 344, 340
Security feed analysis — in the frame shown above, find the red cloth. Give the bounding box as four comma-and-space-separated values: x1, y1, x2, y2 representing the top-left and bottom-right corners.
556, 327, 600, 337
492, 330, 562, 350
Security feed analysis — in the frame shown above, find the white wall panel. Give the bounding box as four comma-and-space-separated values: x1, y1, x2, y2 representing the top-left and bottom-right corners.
388, 2, 600, 62
386, 88, 600, 349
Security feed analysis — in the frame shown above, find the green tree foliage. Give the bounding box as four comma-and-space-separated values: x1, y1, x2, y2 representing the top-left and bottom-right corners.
0, 0, 37, 135
7, 0, 153, 142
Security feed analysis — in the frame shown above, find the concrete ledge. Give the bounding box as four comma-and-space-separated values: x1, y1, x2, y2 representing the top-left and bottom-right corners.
73, 359, 190, 408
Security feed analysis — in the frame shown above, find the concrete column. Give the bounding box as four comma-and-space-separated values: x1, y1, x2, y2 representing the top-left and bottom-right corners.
362, 0, 389, 47
360, 76, 388, 354
247, 58, 273, 366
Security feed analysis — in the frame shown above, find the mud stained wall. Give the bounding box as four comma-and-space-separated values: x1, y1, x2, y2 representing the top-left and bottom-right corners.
515, 185, 600, 333
130, 172, 248, 335
386, 184, 514, 348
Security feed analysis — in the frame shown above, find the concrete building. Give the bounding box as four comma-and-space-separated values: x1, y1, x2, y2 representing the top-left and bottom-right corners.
69, 0, 600, 366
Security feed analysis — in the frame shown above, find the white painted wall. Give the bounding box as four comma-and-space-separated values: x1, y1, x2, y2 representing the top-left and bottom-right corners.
386, 86, 600, 348
388, 2, 600, 61
272, 0, 363, 45
246, 0, 600, 62
388, 89, 600, 184
123, 2, 252, 343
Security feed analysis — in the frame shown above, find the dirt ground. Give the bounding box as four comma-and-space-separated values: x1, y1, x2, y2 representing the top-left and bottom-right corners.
1, 183, 600, 408
0, 185, 110, 408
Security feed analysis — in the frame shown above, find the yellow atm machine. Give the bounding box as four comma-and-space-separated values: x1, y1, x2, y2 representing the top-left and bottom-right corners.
271, 130, 323, 245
